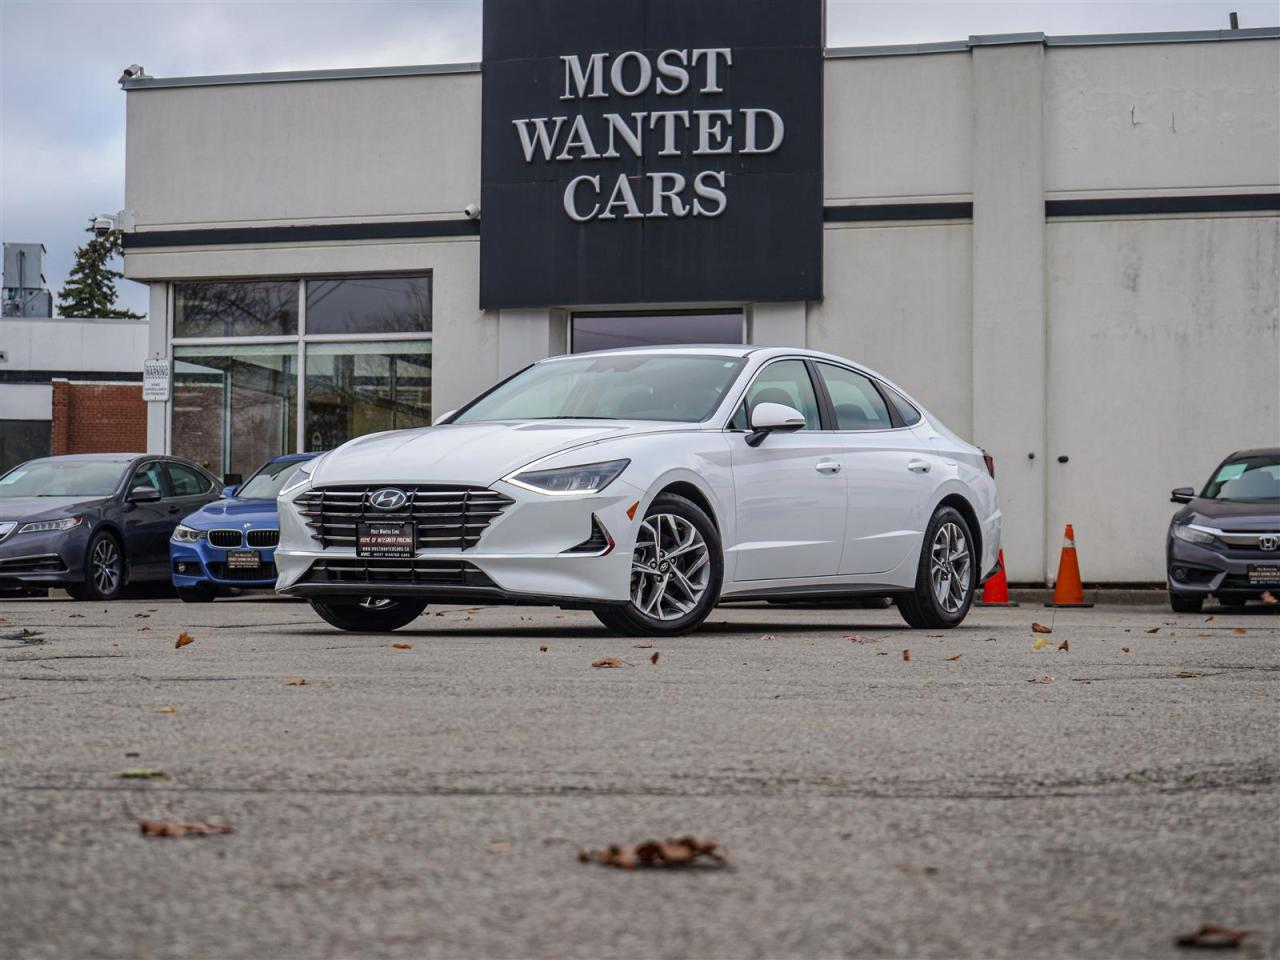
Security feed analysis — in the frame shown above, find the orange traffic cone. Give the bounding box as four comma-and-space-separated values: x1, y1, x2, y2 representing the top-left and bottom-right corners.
976, 549, 1019, 606
1046, 524, 1093, 608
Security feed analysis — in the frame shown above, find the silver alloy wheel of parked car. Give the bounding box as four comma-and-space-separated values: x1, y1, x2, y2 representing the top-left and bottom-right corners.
630, 513, 711, 621
930, 521, 972, 614
91, 537, 122, 597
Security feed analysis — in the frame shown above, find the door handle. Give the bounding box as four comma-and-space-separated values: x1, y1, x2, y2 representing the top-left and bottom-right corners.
816, 460, 842, 474
907, 460, 931, 474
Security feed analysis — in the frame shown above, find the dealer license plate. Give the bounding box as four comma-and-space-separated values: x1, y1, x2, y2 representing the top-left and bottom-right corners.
1247, 564, 1280, 586
226, 551, 262, 572
357, 521, 415, 559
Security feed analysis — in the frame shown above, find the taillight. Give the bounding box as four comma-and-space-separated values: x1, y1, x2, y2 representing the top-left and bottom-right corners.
982, 451, 996, 478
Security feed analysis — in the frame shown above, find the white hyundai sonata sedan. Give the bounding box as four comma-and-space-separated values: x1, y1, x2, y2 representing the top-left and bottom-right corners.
275, 346, 1001, 635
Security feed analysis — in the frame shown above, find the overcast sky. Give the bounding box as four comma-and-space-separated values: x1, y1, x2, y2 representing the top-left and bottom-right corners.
2, 0, 1275, 317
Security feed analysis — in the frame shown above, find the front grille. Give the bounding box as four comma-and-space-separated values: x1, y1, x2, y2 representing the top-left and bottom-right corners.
246, 529, 279, 548
207, 560, 277, 582
208, 530, 243, 548
296, 486, 514, 551
300, 557, 497, 587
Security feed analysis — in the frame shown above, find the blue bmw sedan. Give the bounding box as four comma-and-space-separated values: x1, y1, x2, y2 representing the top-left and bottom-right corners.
170, 453, 317, 602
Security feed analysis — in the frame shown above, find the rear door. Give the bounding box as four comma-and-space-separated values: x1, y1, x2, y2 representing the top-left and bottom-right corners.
727, 359, 848, 581
812, 362, 934, 576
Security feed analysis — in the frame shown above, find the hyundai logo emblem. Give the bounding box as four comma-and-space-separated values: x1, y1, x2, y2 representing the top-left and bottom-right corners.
370, 487, 408, 511
1260, 535, 1279, 552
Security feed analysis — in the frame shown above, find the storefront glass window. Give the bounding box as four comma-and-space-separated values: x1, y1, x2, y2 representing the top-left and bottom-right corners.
305, 276, 432, 335
571, 311, 744, 353
172, 344, 297, 479
303, 341, 432, 451
174, 280, 299, 338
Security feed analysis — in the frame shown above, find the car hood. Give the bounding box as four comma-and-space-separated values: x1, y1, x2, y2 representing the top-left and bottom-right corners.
183, 498, 280, 528
310, 420, 683, 487
0, 496, 110, 523
1176, 498, 1280, 531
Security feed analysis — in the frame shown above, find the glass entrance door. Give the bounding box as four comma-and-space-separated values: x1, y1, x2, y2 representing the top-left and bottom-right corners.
570, 310, 744, 353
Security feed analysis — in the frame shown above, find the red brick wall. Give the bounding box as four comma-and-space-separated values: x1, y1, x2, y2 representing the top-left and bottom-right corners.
50, 380, 147, 456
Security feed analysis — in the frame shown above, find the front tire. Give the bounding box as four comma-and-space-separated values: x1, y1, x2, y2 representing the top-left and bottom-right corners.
73, 531, 126, 601
310, 597, 428, 632
1170, 592, 1204, 613
593, 493, 722, 636
897, 506, 977, 629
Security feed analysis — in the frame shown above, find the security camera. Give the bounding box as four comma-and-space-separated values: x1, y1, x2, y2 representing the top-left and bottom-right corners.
463, 203, 481, 220
118, 64, 148, 83
92, 216, 116, 237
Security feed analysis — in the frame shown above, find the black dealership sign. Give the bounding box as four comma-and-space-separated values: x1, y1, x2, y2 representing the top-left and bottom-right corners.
479, 0, 823, 310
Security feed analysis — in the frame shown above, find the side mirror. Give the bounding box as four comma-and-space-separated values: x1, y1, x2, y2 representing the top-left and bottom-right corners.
221, 484, 239, 498
433, 409, 457, 426
1170, 486, 1195, 504
128, 485, 161, 504
746, 402, 806, 447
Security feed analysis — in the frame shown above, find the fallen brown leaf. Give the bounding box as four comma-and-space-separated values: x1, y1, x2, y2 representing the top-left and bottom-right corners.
579, 835, 727, 870
1176, 671, 1203, 678
391, 642, 414, 650
117, 769, 167, 779
538, 644, 548, 653
1174, 923, 1251, 949
634, 642, 654, 649
465, 608, 479, 615
1057, 640, 1070, 652
1027, 675, 1053, 684
760, 634, 776, 641
1145, 627, 1160, 634
592, 657, 625, 668
140, 820, 233, 839
1233, 628, 1247, 635
152, 706, 177, 714
1262, 591, 1277, 605
650, 651, 660, 665
69, 613, 84, 619
944, 654, 961, 661
1121, 646, 1131, 653
175, 632, 194, 649
1031, 622, 1053, 634
901, 649, 911, 662
489, 841, 512, 855
1197, 632, 1214, 637
284, 678, 307, 686
845, 634, 879, 644
137, 626, 150, 632
1204, 614, 1215, 622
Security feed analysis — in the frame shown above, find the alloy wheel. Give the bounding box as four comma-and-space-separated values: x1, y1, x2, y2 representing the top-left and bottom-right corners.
91, 538, 121, 596
630, 513, 711, 621
929, 521, 972, 614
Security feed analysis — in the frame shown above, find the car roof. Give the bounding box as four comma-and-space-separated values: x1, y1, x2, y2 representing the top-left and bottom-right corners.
29, 452, 146, 461
1226, 448, 1280, 459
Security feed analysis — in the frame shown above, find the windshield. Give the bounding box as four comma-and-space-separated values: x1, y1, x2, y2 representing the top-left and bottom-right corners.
0, 459, 129, 498
237, 459, 313, 499
453, 354, 747, 424
1202, 454, 1280, 501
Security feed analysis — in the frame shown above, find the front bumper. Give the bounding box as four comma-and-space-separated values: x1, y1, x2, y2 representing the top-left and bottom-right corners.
170, 539, 279, 589
274, 478, 644, 605
1167, 536, 1280, 596
0, 526, 90, 588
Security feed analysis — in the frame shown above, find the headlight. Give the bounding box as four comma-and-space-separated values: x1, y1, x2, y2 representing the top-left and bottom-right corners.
505, 459, 630, 496
18, 516, 82, 535
280, 458, 320, 498
1172, 523, 1216, 545
172, 524, 206, 543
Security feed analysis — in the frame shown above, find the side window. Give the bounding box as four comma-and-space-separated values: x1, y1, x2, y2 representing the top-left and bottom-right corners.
883, 384, 922, 426
166, 462, 213, 497
128, 462, 167, 496
816, 363, 893, 431
744, 360, 822, 430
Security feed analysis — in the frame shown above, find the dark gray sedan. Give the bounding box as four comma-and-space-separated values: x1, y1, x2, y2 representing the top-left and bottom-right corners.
1167, 447, 1280, 612
0, 454, 221, 600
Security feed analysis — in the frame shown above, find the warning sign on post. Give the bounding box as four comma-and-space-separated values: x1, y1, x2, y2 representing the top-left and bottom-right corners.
142, 358, 170, 402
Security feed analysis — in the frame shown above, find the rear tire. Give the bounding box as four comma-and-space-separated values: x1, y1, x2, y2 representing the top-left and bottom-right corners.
897, 506, 977, 629
592, 493, 722, 636
310, 597, 428, 632
1170, 592, 1204, 613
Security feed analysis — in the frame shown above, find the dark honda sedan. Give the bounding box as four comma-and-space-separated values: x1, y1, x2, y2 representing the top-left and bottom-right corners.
1167, 448, 1280, 612
0, 454, 220, 600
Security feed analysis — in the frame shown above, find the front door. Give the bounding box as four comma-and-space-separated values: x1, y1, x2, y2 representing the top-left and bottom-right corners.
121, 461, 172, 580
728, 359, 847, 581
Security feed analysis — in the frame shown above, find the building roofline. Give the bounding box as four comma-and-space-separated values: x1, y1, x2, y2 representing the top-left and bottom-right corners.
118, 25, 1280, 91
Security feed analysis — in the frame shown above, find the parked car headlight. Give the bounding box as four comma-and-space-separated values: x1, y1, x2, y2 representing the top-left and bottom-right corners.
172, 524, 206, 543
17, 516, 82, 535
1172, 523, 1216, 545
505, 459, 630, 495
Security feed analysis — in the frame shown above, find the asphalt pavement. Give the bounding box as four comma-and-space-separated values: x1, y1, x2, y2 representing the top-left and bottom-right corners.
1, 593, 1276, 959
